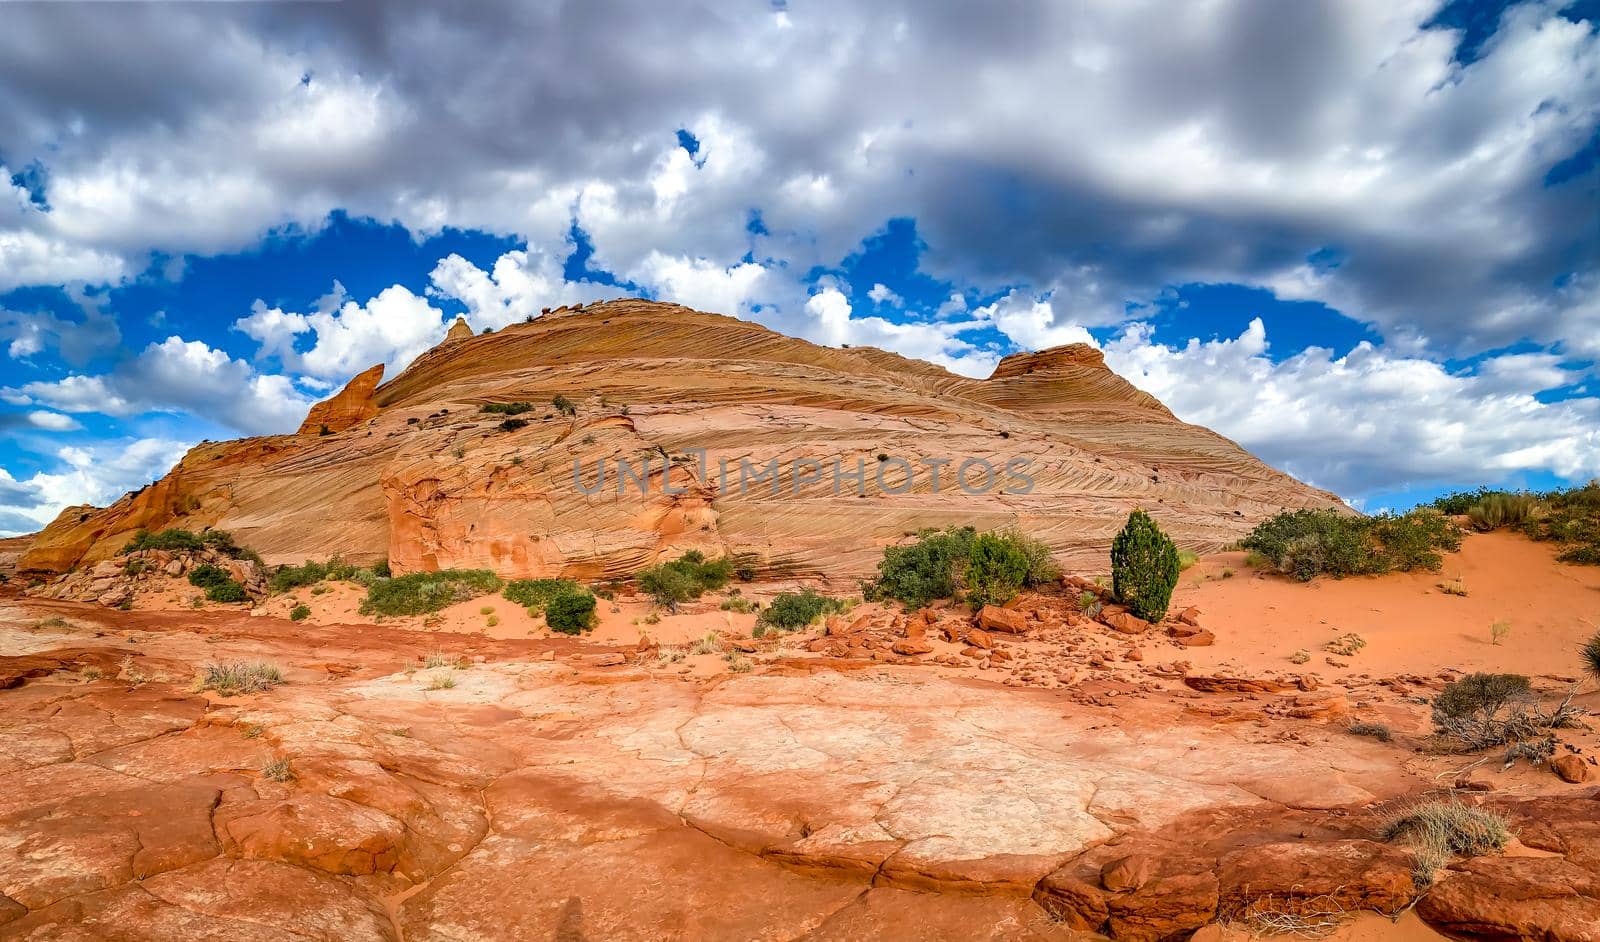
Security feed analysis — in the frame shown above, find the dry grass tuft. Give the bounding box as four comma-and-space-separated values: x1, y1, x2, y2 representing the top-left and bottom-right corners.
193, 661, 282, 696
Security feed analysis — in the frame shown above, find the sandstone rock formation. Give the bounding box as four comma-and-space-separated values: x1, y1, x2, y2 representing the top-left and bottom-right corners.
18, 300, 1342, 579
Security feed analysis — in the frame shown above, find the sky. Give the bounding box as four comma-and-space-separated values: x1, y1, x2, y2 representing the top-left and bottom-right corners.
0, 0, 1597, 536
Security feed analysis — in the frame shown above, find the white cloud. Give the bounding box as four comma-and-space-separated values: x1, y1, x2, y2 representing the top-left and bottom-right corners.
236, 282, 449, 380
0, 437, 194, 536
1103, 318, 1600, 496
867, 283, 903, 307
801, 285, 998, 377
427, 249, 620, 329
2, 337, 314, 436
27, 411, 81, 431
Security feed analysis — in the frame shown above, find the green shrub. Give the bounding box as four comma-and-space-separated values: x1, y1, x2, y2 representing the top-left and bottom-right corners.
870, 526, 976, 608
372, 559, 392, 578
269, 557, 379, 593
546, 591, 596, 634
1177, 549, 1200, 571
499, 418, 528, 432
289, 604, 310, 622
552, 394, 577, 416
868, 527, 1057, 609
480, 401, 533, 415
503, 578, 584, 613
1241, 508, 1460, 581
635, 552, 734, 611
121, 528, 204, 554
1466, 492, 1540, 531
187, 563, 232, 589
200, 529, 262, 563
1431, 487, 1500, 516
205, 580, 249, 603
1110, 510, 1180, 622
1521, 482, 1600, 565
964, 532, 1031, 608
359, 569, 503, 616
759, 590, 844, 631
1431, 672, 1538, 750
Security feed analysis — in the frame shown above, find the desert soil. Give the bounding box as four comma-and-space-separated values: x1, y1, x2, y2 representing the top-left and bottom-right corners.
1, 529, 1597, 940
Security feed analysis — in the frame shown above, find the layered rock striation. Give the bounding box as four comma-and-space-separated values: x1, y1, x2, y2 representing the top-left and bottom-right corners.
18, 300, 1342, 579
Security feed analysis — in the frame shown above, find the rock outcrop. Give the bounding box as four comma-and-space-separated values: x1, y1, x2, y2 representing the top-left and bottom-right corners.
297, 364, 384, 436
17, 300, 1342, 578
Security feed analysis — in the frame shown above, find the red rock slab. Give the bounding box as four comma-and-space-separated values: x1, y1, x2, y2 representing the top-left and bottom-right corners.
1105, 872, 1219, 942
6, 859, 396, 941
0, 776, 221, 910
398, 828, 863, 942
1417, 856, 1600, 942
799, 886, 1076, 941
218, 793, 405, 876
1216, 839, 1418, 918
1182, 675, 1294, 694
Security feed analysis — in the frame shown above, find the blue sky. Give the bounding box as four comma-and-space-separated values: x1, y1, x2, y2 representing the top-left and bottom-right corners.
1, 0, 1597, 534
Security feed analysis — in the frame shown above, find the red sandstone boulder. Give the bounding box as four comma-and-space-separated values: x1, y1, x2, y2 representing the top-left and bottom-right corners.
1554, 754, 1590, 784
1103, 611, 1152, 635
1101, 854, 1155, 892
1217, 840, 1417, 919
1032, 871, 1108, 931
977, 606, 1027, 634
891, 638, 933, 656
1106, 872, 1218, 942
1417, 856, 1600, 941
965, 628, 995, 649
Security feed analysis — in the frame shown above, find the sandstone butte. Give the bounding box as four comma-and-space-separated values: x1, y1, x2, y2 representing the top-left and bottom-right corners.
17, 299, 1342, 579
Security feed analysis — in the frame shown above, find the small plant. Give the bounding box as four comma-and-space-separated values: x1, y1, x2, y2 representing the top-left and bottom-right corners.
318, 424, 332, 436
205, 579, 249, 603
636, 552, 734, 612
480, 401, 533, 415
1324, 633, 1366, 656
546, 591, 597, 635
725, 653, 753, 673
499, 418, 528, 432
1465, 491, 1540, 531
486, 614, 499, 627
241, 724, 263, 739
1431, 672, 1537, 750
122, 558, 147, 577
194, 661, 283, 696
423, 653, 468, 670
1289, 649, 1311, 665
552, 394, 577, 416
964, 531, 1033, 608
262, 758, 294, 782
480, 605, 495, 615
1220, 567, 1235, 578
1177, 549, 1200, 571
451, 445, 466, 459
1581, 628, 1600, 684
1380, 798, 1510, 886
427, 672, 457, 690
1490, 620, 1511, 645
360, 569, 503, 616
1438, 575, 1467, 596
1111, 510, 1181, 622
187, 563, 232, 589
80, 666, 103, 682
503, 578, 583, 613
759, 590, 843, 631
719, 596, 756, 614
1347, 721, 1393, 742
117, 656, 149, 687
657, 646, 686, 664
690, 632, 721, 656
289, 604, 310, 622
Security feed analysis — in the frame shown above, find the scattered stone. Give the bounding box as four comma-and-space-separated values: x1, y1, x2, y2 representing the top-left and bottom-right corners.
1554, 754, 1591, 784
977, 606, 1027, 634
1103, 611, 1152, 635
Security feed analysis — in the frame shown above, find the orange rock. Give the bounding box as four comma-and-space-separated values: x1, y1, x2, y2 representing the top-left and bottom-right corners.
14, 300, 1341, 576
1104, 611, 1152, 635
1554, 754, 1590, 783
296, 363, 384, 435
1172, 628, 1215, 647
1101, 854, 1155, 892
891, 639, 933, 657
977, 606, 1027, 634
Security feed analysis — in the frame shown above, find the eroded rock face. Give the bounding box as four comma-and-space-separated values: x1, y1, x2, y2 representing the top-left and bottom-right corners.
17, 301, 1342, 579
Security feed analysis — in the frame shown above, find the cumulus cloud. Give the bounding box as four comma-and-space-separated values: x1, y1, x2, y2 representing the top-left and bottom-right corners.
427, 250, 620, 329
27, 411, 80, 432
0, 0, 1589, 356
237, 282, 449, 379
1104, 319, 1600, 496
3, 337, 313, 435
0, 437, 193, 536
